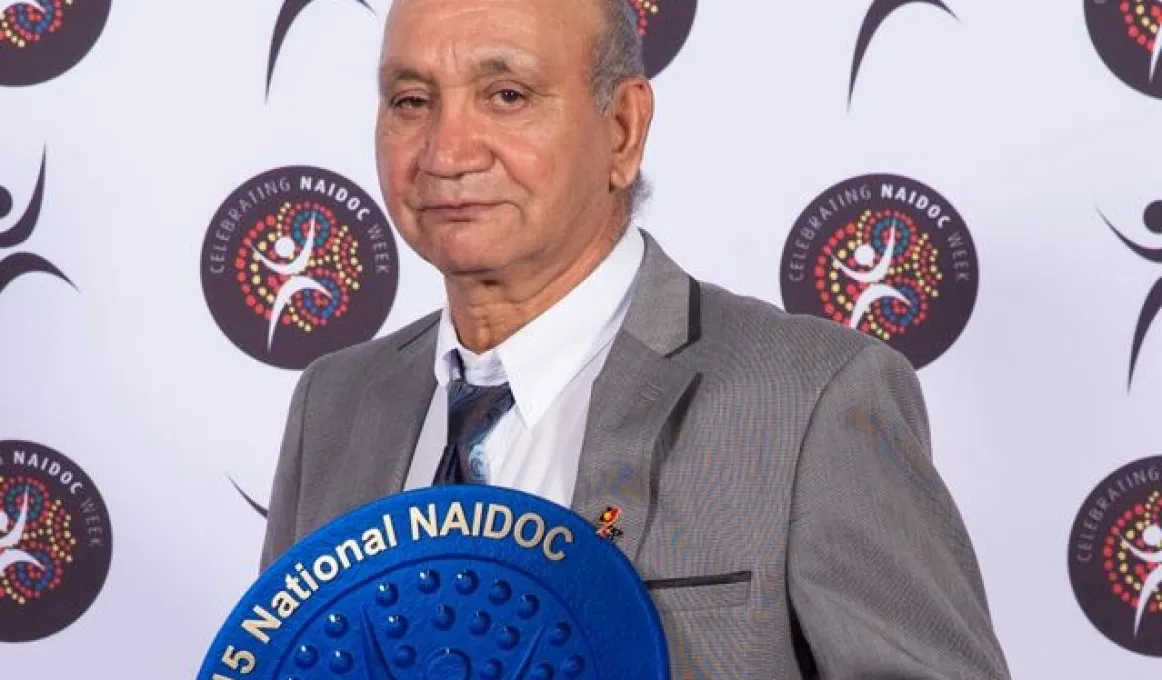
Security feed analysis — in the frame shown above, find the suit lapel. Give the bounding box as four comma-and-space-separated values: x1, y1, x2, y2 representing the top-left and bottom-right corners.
570, 232, 702, 567
343, 315, 439, 508
571, 337, 698, 566
342, 233, 704, 568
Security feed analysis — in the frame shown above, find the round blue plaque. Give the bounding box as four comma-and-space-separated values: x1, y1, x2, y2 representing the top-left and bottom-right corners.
197, 486, 668, 679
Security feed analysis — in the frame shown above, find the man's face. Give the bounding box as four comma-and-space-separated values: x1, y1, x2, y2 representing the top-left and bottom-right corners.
375, 0, 616, 281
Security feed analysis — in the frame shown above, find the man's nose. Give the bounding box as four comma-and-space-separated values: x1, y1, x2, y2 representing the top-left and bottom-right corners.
418, 100, 491, 179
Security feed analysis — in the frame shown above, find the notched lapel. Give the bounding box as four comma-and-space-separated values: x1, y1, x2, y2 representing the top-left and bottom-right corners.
572, 334, 699, 568
342, 322, 438, 511
571, 232, 703, 569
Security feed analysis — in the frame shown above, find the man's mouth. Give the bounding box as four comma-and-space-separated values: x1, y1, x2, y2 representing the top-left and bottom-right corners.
419, 201, 502, 222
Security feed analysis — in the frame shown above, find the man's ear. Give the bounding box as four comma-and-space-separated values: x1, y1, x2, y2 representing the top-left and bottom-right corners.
607, 77, 654, 192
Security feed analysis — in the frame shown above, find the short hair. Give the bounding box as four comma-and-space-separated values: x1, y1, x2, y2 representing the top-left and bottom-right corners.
590, 0, 651, 223
591, 0, 643, 112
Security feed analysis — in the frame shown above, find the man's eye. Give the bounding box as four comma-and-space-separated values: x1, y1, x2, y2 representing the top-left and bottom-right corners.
391, 95, 428, 110
492, 89, 526, 106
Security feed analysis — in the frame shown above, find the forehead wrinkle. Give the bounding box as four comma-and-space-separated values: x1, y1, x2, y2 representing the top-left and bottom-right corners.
381, 46, 544, 92
380, 0, 593, 76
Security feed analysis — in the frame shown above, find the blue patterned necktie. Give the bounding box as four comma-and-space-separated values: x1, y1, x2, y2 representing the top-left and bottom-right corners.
431, 352, 516, 485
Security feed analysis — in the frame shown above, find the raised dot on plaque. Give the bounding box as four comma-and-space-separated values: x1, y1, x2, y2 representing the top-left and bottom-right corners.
394, 645, 417, 668
385, 614, 408, 638
530, 663, 555, 680
418, 569, 441, 594
433, 604, 455, 630
455, 570, 479, 594
481, 659, 504, 680
517, 594, 539, 619
329, 650, 354, 674
376, 583, 399, 606
294, 644, 319, 668
489, 580, 512, 604
325, 613, 348, 637
498, 626, 520, 651
469, 611, 492, 635
562, 656, 585, 678
426, 649, 471, 680
549, 623, 571, 646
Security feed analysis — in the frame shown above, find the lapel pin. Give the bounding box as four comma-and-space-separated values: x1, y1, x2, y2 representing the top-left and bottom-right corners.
595, 506, 624, 542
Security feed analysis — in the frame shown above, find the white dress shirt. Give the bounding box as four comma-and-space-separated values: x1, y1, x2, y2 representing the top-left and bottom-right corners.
403, 227, 646, 507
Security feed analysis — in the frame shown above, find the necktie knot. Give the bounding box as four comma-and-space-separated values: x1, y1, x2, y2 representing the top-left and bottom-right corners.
432, 352, 515, 485
447, 379, 515, 449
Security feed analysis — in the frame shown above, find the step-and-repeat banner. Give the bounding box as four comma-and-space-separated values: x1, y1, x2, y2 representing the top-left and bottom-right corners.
3, 0, 1162, 676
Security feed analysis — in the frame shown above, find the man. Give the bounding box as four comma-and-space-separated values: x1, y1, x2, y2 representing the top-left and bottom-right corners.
259, 0, 1012, 676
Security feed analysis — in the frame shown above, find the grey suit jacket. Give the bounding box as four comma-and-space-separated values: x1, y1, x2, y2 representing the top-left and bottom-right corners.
260, 231, 1011, 679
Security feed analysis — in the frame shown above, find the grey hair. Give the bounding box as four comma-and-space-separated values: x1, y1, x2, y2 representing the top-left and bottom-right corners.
591, 0, 643, 112
590, 0, 651, 224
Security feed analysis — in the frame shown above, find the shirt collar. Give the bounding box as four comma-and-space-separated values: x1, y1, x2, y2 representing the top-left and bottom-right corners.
434, 226, 645, 427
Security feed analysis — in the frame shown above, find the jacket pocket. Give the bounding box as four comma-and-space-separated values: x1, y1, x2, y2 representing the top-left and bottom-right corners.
645, 570, 752, 612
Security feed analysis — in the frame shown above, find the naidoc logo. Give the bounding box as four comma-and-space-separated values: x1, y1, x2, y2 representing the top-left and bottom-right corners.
0, 440, 112, 643
1, 149, 76, 300
1086, 0, 1162, 98
1100, 201, 1162, 390
266, 0, 371, 98
849, 0, 956, 106
0, 0, 111, 87
780, 174, 979, 370
1069, 456, 1162, 656
628, 0, 697, 79
201, 166, 399, 371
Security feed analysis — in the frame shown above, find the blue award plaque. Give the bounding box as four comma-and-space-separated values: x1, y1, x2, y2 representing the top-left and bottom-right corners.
197, 486, 668, 679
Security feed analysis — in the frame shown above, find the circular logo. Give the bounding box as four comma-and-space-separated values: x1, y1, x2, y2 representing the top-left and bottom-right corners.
198, 486, 668, 679
0, 440, 112, 642
779, 173, 979, 369
1085, 0, 1162, 98
632, 0, 697, 79
200, 166, 400, 370
1069, 456, 1162, 656
0, 0, 111, 87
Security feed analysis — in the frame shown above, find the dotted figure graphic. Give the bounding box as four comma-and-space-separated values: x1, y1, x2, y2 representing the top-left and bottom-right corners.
628, 0, 660, 37
0, 475, 76, 606
1121, 1, 1162, 52
1105, 490, 1162, 615
234, 201, 363, 340
814, 209, 942, 342
0, 1, 68, 50
625, 0, 695, 79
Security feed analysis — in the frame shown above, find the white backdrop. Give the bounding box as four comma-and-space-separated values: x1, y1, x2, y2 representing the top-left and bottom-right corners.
3, 0, 1162, 676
